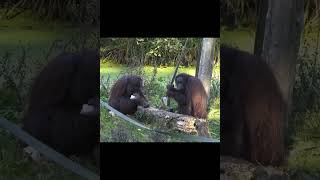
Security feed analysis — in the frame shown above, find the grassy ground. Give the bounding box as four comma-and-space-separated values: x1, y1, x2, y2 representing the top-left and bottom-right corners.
100, 60, 220, 142
220, 28, 255, 53
0, 11, 99, 180
0, 10, 97, 58
221, 27, 320, 178
289, 139, 320, 171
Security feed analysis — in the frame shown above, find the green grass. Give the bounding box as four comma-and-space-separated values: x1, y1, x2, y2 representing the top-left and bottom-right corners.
100, 108, 151, 142
221, 26, 320, 57
100, 61, 196, 78
0, 10, 98, 61
0, 112, 98, 180
288, 139, 320, 172
220, 28, 255, 53
100, 61, 220, 142
0, 128, 91, 180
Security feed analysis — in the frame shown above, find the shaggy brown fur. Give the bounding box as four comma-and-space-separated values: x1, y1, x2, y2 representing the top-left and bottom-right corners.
167, 73, 208, 119
108, 75, 149, 115
22, 50, 99, 155
220, 46, 286, 166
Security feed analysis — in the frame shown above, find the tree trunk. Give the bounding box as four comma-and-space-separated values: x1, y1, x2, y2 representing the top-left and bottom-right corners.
195, 40, 202, 77
196, 38, 216, 99
255, 0, 304, 103
254, 0, 304, 152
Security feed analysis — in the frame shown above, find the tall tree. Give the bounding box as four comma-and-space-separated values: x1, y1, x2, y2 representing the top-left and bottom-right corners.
255, 0, 304, 103
254, 0, 304, 146
196, 38, 216, 99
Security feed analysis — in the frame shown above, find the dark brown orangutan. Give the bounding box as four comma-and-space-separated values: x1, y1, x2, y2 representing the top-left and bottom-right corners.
108, 75, 149, 115
166, 73, 208, 119
220, 46, 286, 166
22, 50, 99, 157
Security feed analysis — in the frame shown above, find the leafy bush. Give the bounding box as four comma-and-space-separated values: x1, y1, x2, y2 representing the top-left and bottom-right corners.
292, 27, 320, 114
293, 110, 320, 142
2, 0, 99, 24
100, 38, 202, 66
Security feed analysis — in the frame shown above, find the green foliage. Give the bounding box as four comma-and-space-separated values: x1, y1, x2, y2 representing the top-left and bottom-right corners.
0, 47, 30, 112
221, 0, 319, 29
220, 0, 257, 28
100, 38, 202, 66
209, 75, 220, 105
0, 88, 23, 123
288, 110, 320, 174
144, 77, 167, 107
289, 169, 320, 180
292, 27, 320, 114
293, 110, 320, 143
100, 75, 111, 99
145, 38, 182, 60
2, 0, 99, 24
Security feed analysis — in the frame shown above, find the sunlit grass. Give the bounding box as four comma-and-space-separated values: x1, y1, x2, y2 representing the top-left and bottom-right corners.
208, 97, 220, 122
0, 10, 97, 59
100, 61, 196, 77
100, 60, 220, 78
221, 27, 320, 55
220, 28, 255, 53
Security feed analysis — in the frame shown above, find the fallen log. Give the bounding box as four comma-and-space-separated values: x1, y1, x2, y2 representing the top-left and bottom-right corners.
220, 156, 289, 180
135, 106, 212, 138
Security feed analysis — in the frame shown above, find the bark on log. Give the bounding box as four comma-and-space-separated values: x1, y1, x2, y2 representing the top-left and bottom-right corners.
136, 106, 211, 137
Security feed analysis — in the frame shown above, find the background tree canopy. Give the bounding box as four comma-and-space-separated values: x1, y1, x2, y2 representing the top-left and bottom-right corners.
221, 0, 320, 29
100, 38, 220, 67
0, 0, 99, 24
